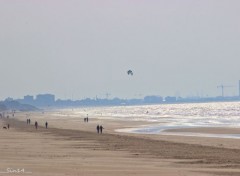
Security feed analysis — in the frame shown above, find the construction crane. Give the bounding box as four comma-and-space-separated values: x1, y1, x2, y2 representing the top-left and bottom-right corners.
217, 85, 234, 97
105, 93, 111, 99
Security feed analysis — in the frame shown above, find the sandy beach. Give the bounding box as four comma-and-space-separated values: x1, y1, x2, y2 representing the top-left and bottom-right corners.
1, 0, 239, 175
1, 111, 240, 176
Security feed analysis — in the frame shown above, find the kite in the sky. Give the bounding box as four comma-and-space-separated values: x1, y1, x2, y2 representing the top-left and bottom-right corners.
127, 70, 133, 76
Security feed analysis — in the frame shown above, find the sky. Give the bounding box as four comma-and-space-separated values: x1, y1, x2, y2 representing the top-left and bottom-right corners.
0, 0, 240, 100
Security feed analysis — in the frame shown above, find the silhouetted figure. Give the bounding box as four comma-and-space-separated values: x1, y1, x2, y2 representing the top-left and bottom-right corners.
7, 124, 10, 129
86, 114, 89, 122
127, 70, 133, 76
35, 121, 38, 130
100, 125, 104, 134
29, 119, 31, 124
45, 121, 48, 129
96, 125, 100, 134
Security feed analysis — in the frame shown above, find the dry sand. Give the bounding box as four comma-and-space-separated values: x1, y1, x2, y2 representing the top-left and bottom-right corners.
1, 111, 240, 176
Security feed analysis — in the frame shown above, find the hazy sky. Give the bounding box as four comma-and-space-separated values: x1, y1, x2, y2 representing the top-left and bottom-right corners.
0, 0, 240, 100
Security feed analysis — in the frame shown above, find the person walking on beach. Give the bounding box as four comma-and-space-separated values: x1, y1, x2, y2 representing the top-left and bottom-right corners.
35, 121, 38, 130
100, 125, 104, 134
7, 124, 10, 129
96, 125, 100, 134
45, 121, 48, 129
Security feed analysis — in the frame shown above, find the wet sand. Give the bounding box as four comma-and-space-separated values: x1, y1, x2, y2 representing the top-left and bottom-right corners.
166, 127, 240, 135
1, 112, 240, 176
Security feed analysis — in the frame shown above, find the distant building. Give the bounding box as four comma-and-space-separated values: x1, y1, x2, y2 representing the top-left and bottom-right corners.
23, 95, 34, 105
24, 95, 34, 101
36, 94, 55, 106
4, 97, 14, 102
165, 96, 176, 102
144, 96, 163, 104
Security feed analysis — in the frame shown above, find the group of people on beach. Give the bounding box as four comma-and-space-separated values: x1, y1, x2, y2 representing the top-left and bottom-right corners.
27, 119, 48, 130
27, 119, 31, 124
96, 125, 104, 134
2, 112, 104, 134
27, 118, 39, 130
83, 114, 104, 134
84, 114, 104, 134
34, 121, 48, 130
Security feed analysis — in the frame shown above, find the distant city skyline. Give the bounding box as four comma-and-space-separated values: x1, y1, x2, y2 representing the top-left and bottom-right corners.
2, 92, 239, 110
0, 83, 239, 100
0, 1, 239, 100
4, 89, 240, 103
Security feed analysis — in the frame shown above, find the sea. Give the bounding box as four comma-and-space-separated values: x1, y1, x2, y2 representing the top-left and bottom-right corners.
53, 101, 240, 138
